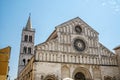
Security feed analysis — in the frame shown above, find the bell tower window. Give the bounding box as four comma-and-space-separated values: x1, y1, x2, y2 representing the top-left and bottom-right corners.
24, 35, 28, 41
28, 47, 31, 54
27, 59, 30, 62
23, 59, 26, 65
23, 47, 27, 53
29, 36, 32, 42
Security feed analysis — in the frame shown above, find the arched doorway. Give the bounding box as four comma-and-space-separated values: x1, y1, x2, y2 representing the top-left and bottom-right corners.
73, 67, 92, 80
104, 76, 112, 80
74, 72, 86, 80
44, 75, 57, 80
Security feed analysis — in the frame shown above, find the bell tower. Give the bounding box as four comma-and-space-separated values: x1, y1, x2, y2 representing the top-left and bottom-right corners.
18, 15, 35, 74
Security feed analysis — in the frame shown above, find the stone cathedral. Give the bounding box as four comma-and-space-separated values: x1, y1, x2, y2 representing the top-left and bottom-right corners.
17, 16, 120, 80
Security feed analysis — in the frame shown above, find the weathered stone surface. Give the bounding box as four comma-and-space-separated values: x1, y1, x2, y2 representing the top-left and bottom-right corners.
17, 17, 120, 80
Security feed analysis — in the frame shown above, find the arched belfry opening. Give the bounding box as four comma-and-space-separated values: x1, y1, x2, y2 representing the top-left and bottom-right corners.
73, 67, 92, 80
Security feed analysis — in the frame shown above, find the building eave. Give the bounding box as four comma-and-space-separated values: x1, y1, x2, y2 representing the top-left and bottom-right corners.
113, 45, 120, 50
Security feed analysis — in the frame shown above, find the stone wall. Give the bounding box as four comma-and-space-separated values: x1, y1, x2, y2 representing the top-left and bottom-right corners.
34, 17, 119, 80
34, 62, 61, 80
101, 66, 119, 80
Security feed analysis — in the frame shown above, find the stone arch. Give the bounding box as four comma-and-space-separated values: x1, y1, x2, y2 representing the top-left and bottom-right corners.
104, 76, 112, 80
49, 42, 52, 50
72, 67, 92, 80
66, 25, 69, 33
63, 26, 67, 33
44, 75, 57, 80
27, 59, 30, 62
74, 72, 85, 80
61, 65, 70, 79
42, 45, 45, 50
51, 42, 54, 50
45, 43, 48, 50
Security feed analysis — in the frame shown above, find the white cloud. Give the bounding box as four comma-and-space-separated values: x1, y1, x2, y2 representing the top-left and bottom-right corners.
102, 2, 106, 6
101, 0, 120, 13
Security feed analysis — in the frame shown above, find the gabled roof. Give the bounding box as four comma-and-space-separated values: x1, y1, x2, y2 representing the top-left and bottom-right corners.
46, 30, 57, 42
46, 17, 99, 42
55, 17, 99, 34
99, 43, 114, 55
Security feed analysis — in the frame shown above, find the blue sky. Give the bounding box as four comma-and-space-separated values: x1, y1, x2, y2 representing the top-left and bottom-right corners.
0, 0, 120, 80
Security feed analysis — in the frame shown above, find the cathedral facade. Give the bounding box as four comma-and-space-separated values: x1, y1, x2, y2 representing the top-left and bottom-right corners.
17, 16, 120, 80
